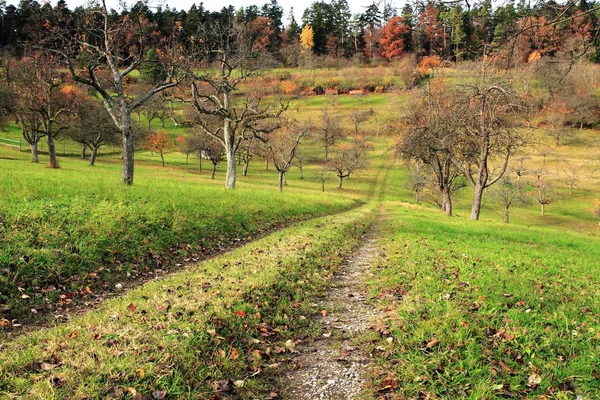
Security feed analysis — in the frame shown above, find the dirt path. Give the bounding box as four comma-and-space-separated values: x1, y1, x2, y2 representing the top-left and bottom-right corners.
282, 226, 381, 400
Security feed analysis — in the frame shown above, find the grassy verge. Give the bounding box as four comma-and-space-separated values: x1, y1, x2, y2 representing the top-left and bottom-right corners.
0, 155, 360, 324
366, 202, 600, 399
0, 204, 376, 399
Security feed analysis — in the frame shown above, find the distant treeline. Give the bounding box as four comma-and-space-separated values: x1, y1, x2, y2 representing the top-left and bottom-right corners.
0, 0, 598, 64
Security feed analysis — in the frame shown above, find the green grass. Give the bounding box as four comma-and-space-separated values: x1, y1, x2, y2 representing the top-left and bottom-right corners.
367, 202, 600, 398
0, 147, 365, 324
0, 204, 376, 399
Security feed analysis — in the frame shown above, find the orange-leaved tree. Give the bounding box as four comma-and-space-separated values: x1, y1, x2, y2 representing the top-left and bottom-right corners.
380, 16, 410, 60
145, 131, 172, 167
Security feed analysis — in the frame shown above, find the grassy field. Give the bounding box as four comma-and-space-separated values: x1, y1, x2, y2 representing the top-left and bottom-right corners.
366, 201, 600, 398
1, 62, 600, 398
0, 205, 377, 399
0, 140, 378, 325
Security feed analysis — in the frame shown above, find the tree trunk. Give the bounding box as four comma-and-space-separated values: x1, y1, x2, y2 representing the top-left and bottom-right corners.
122, 125, 135, 185
470, 184, 484, 220
224, 123, 236, 189
81, 143, 87, 159
338, 175, 343, 189
299, 166, 304, 179
324, 144, 328, 162
31, 142, 39, 163
47, 132, 59, 169
278, 171, 284, 192
322, 180, 325, 192
160, 152, 165, 167
243, 160, 250, 176
90, 148, 98, 166
541, 203, 545, 216
265, 158, 269, 170
186, 154, 189, 164
211, 163, 217, 179
504, 205, 510, 223
284, 172, 287, 186
442, 186, 453, 217
415, 191, 420, 203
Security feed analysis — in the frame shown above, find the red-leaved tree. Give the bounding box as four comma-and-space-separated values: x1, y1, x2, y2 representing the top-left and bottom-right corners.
380, 16, 410, 60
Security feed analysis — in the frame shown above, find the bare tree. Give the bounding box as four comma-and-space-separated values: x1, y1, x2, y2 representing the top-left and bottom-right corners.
545, 104, 571, 146
406, 162, 430, 203
203, 137, 226, 179
189, 19, 288, 189
510, 155, 530, 189
396, 85, 463, 216
349, 109, 372, 147
13, 55, 81, 168
447, 83, 528, 220
267, 123, 308, 192
489, 177, 529, 223
293, 148, 312, 180
312, 167, 332, 192
328, 143, 367, 190
561, 162, 582, 194
47, 1, 187, 184
530, 170, 561, 216
66, 100, 120, 166
316, 108, 343, 161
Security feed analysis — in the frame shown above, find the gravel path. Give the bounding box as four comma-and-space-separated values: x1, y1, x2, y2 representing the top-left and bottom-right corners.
282, 229, 381, 400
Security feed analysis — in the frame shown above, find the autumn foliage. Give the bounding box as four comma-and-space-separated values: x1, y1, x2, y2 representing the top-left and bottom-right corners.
145, 131, 172, 167
380, 17, 410, 60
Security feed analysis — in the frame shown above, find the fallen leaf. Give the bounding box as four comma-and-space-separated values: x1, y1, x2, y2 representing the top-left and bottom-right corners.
321, 310, 328, 317
234, 310, 246, 318
499, 361, 515, 374
152, 389, 167, 399
127, 303, 136, 312
284, 340, 295, 349
234, 380, 244, 388
528, 373, 542, 386
230, 348, 239, 360
426, 338, 440, 348
377, 377, 398, 392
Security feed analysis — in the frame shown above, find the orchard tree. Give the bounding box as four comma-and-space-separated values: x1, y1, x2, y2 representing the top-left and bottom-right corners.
13, 55, 82, 168
530, 170, 561, 216
190, 19, 288, 189
328, 142, 366, 189
406, 162, 429, 203
67, 100, 120, 166
313, 167, 332, 192
47, 0, 187, 184
267, 123, 308, 191
317, 107, 343, 161
396, 81, 462, 216
145, 131, 172, 167
447, 82, 528, 220
202, 136, 226, 179
489, 177, 528, 223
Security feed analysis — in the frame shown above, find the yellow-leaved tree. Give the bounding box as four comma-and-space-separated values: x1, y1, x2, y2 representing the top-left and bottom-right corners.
299, 25, 314, 51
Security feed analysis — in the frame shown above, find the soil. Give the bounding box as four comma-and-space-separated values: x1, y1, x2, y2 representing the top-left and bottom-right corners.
282, 228, 381, 400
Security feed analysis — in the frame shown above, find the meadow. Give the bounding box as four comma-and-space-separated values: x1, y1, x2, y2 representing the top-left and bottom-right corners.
1, 62, 600, 399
